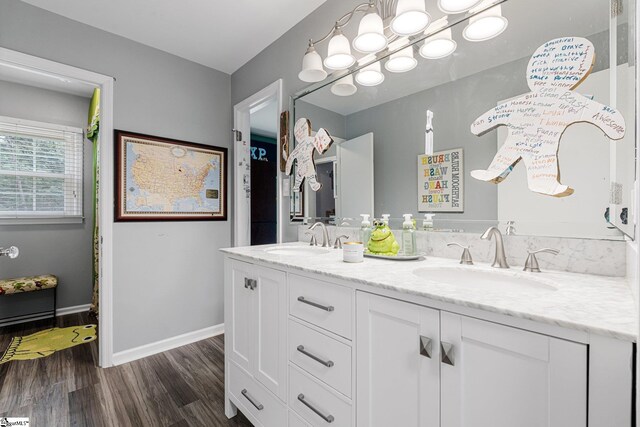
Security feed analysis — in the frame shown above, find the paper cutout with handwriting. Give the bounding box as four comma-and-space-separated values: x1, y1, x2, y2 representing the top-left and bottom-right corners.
471, 37, 626, 197
285, 118, 334, 192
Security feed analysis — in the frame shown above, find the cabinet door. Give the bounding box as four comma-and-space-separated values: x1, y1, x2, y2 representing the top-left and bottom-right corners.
227, 260, 255, 373
356, 292, 440, 427
440, 312, 587, 427
253, 264, 287, 401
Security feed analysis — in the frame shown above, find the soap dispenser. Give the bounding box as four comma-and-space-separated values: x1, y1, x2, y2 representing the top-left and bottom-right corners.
360, 214, 372, 244
402, 214, 417, 256
422, 213, 435, 231
381, 214, 391, 226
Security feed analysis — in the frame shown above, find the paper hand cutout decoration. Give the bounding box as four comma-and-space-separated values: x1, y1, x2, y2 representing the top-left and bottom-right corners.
471, 37, 626, 197
285, 117, 334, 192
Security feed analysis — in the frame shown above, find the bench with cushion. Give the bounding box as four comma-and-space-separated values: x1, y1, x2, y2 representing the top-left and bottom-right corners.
0, 274, 57, 324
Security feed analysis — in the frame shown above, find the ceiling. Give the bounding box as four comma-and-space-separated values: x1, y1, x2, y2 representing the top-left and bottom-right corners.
251, 99, 279, 139
300, 0, 614, 116
20, 0, 326, 74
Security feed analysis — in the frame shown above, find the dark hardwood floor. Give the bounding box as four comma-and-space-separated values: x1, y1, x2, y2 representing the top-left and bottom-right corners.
0, 312, 253, 426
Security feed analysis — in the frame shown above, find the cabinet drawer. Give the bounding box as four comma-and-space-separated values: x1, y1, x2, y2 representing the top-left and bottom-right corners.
289, 319, 352, 398
229, 361, 286, 427
289, 410, 312, 427
289, 365, 352, 427
289, 274, 353, 339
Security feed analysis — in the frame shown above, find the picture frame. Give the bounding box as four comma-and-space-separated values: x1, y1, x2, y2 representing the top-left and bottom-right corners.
417, 148, 464, 213
115, 130, 227, 222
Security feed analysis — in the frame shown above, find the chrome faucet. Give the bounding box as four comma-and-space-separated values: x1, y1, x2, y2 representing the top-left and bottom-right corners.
309, 222, 330, 248
481, 227, 509, 268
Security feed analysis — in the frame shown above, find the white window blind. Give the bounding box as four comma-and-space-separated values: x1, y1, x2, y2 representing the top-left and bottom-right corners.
0, 116, 84, 221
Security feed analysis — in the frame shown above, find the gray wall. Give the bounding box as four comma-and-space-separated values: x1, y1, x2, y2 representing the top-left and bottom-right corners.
0, 80, 92, 317
0, 0, 232, 353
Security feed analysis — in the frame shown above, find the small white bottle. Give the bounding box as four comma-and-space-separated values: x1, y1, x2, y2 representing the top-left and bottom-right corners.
402, 214, 416, 256
422, 213, 435, 231
360, 214, 372, 244
381, 214, 391, 226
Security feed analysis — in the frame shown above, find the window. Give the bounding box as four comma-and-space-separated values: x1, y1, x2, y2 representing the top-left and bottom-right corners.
0, 116, 84, 222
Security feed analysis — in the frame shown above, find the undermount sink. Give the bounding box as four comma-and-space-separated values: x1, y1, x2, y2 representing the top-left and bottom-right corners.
412, 267, 557, 293
264, 246, 331, 256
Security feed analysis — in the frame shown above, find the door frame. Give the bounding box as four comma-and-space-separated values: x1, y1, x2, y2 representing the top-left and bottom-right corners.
0, 48, 115, 368
233, 80, 283, 246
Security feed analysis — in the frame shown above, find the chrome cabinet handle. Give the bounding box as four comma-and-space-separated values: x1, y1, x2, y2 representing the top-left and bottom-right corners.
441, 342, 454, 366
244, 278, 257, 290
297, 345, 334, 367
297, 296, 334, 312
419, 336, 433, 359
241, 388, 264, 410
298, 394, 334, 423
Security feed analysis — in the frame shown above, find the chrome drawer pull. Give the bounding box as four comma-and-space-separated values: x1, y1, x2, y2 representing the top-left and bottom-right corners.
297, 296, 334, 312
297, 345, 334, 367
244, 278, 257, 290
441, 342, 455, 366
297, 393, 334, 423
241, 389, 264, 411
419, 336, 433, 359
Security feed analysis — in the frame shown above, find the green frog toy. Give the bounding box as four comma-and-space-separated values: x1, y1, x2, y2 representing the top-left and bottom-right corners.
367, 220, 400, 256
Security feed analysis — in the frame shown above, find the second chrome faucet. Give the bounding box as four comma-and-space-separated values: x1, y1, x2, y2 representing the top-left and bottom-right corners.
481, 226, 509, 269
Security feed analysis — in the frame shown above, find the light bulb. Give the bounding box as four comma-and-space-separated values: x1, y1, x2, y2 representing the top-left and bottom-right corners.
356, 61, 385, 86
420, 28, 457, 59
391, 0, 430, 36
463, 5, 508, 42
438, 0, 484, 14
353, 9, 388, 53
385, 46, 417, 73
324, 28, 356, 70
331, 75, 358, 96
298, 44, 327, 82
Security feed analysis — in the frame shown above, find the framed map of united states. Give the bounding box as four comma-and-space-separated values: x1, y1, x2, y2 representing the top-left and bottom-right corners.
115, 130, 227, 221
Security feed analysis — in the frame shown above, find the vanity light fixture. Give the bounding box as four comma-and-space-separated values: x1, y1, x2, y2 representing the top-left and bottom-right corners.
463, 2, 508, 42
437, 0, 484, 14
324, 27, 356, 70
356, 61, 385, 86
299, 42, 328, 83
390, 0, 431, 36
331, 74, 358, 96
353, 5, 388, 53
385, 43, 417, 73
420, 18, 457, 59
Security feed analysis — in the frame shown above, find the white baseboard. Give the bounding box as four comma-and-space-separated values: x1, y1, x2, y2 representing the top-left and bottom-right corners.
112, 323, 224, 366
56, 304, 92, 317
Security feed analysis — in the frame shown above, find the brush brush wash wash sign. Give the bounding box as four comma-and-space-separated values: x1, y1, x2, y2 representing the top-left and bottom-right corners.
471, 37, 626, 197
286, 118, 334, 192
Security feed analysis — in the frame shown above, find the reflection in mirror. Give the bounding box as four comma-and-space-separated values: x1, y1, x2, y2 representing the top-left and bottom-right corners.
291, 0, 636, 241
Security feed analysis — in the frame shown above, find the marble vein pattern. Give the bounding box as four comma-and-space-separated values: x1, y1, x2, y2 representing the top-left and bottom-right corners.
222, 242, 637, 342
297, 226, 627, 277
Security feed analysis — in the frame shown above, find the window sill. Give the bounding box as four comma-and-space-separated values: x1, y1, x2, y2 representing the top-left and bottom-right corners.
0, 217, 85, 226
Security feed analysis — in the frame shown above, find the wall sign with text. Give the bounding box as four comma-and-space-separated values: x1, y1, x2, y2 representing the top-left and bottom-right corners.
417, 148, 464, 212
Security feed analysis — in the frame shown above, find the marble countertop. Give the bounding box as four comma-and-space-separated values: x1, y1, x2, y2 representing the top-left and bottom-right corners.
221, 243, 638, 342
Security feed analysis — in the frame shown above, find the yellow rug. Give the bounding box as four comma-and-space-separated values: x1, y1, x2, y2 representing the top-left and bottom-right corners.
0, 324, 97, 364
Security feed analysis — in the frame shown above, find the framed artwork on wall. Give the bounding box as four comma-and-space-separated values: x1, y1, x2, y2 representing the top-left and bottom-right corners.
115, 130, 227, 221
417, 148, 464, 213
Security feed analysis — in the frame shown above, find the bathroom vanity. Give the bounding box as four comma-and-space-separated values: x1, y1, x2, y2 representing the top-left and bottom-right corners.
222, 243, 635, 427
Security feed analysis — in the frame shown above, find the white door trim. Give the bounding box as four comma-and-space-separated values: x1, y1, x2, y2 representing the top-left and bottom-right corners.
0, 48, 116, 368
233, 80, 283, 246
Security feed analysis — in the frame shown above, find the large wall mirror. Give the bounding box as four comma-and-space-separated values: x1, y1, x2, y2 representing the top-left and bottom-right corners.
290, 0, 637, 241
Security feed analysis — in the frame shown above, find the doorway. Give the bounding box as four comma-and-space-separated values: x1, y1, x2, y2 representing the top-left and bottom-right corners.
233, 80, 283, 247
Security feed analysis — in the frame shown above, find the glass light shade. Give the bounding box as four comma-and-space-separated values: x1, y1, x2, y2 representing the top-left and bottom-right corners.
391, 0, 430, 36
438, 0, 484, 14
420, 28, 457, 59
385, 46, 417, 73
353, 11, 388, 53
331, 75, 358, 96
463, 5, 508, 42
324, 29, 356, 70
298, 45, 327, 82
356, 61, 385, 86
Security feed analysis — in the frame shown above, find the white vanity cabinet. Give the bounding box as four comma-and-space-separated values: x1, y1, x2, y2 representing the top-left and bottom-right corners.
357, 292, 587, 427
223, 254, 633, 427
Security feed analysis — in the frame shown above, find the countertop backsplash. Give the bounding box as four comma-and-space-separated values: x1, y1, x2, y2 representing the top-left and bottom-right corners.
298, 225, 627, 277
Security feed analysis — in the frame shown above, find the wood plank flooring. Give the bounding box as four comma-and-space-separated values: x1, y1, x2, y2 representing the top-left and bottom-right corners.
0, 312, 253, 426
